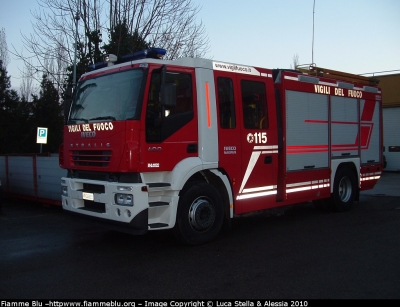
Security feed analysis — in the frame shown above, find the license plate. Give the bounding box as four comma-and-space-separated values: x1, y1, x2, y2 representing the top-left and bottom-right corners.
82, 192, 94, 201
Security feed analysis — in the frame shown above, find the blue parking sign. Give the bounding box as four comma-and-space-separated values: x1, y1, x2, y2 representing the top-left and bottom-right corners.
37, 127, 48, 144
39, 128, 47, 137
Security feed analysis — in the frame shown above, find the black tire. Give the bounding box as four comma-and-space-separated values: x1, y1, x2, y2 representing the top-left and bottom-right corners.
330, 167, 357, 212
174, 182, 224, 245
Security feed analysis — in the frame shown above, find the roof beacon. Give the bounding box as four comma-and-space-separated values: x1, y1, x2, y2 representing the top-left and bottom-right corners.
104, 54, 117, 66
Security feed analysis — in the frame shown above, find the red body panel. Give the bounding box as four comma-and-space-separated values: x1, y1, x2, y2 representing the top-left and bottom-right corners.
62, 121, 134, 172
214, 69, 382, 215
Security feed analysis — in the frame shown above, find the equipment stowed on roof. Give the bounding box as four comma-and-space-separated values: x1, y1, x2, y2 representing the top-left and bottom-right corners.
296, 64, 380, 86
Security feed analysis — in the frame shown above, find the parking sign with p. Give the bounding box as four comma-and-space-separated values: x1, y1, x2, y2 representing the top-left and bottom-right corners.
37, 127, 48, 144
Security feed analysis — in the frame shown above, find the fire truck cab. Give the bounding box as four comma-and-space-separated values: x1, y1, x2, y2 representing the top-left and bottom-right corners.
60, 49, 382, 244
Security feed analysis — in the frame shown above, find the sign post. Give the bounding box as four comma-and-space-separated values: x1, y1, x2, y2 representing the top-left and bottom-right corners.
36, 127, 48, 153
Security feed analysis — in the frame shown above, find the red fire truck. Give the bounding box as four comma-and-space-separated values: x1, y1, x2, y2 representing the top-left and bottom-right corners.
60, 48, 383, 245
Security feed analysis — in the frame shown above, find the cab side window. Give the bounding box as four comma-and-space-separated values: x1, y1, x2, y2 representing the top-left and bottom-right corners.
217, 77, 236, 129
241, 80, 268, 129
146, 70, 193, 142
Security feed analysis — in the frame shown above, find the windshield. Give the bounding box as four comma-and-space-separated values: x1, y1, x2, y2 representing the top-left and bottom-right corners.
69, 69, 145, 123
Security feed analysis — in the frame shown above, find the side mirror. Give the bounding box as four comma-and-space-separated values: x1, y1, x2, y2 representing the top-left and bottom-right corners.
161, 83, 177, 108
65, 85, 74, 99
64, 85, 74, 124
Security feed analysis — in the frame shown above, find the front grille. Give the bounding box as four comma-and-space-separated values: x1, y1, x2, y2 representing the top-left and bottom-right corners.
71, 150, 112, 167
81, 200, 106, 213
83, 183, 105, 193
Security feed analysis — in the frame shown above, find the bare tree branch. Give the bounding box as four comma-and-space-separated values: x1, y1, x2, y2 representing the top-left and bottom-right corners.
14, 0, 210, 91
20, 60, 37, 101
291, 53, 299, 69
0, 28, 11, 68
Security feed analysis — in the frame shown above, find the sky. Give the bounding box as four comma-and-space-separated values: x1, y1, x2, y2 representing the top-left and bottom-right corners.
1, 0, 400, 92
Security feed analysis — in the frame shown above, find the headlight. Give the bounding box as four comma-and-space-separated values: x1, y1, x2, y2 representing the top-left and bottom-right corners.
61, 186, 68, 197
115, 193, 133, 206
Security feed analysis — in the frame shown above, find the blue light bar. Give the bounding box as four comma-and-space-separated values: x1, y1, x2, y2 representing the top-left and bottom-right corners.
88, 48, 166, 71
89, 62, 107, 71
121, 48, 166, 62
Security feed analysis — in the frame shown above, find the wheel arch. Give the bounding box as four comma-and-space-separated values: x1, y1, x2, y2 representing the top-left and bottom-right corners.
331, 159, 360, 201
180, 169, 233, 222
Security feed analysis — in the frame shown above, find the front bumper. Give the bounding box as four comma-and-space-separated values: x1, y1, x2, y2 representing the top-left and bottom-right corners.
64, 208, 148, 235
61, 177, 149, 234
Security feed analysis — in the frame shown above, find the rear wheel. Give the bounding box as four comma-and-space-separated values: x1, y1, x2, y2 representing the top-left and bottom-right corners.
174, 182, 224, 245
331, 167, 357, 212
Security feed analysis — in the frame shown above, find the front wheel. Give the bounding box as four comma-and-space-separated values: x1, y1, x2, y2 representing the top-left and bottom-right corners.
331, 167, 357, 212
174, 183, 224, 245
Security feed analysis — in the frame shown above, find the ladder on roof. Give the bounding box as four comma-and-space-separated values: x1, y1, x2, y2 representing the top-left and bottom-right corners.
296, 64, 380, 86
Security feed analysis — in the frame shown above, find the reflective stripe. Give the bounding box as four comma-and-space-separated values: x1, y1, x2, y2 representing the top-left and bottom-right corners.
205, 82, 211, 128
242, 185, 277, 193
361, 172, 381, 181
236, 145, 279, 200
237, 189, 277, 200
238, 151, 261, 194
286, 179, 330, 194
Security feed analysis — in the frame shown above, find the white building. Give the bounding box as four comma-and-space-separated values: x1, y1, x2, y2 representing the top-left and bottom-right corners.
380, 73, 400, 171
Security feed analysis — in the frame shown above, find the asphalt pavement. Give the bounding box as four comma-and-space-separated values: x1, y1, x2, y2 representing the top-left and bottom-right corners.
0, 171, 399, 299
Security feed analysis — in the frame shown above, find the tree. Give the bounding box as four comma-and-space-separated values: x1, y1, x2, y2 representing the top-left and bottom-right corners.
1, 29, 61, 154
291, 53, 299, 69
102, 20, 150, 57
0, 28, 10, 68
0, 60, 32, 154
30, 75, 64, 153
106, 0, 209, 59
16, 0, 210, 90
20, 60, 36, 102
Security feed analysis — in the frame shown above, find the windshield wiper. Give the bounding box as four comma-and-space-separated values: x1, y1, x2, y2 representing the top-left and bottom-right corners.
69, 118, 89, 123
89, 116, 117, 121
